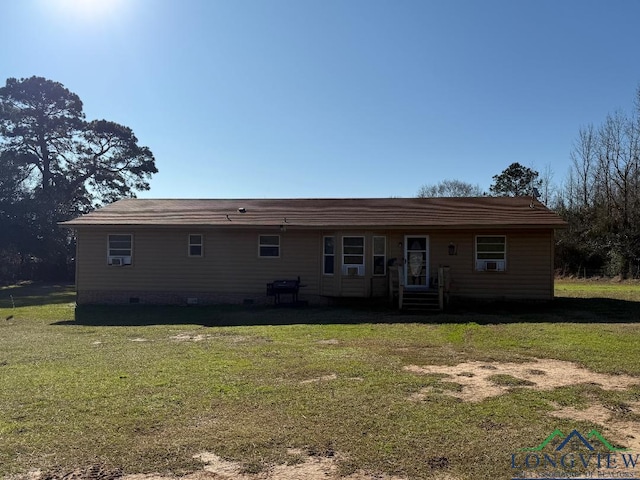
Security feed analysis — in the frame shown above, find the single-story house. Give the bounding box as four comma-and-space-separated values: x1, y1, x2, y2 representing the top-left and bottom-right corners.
61, 197, 567, 309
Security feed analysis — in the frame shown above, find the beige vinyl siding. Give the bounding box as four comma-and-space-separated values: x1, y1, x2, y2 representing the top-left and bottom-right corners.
76, 228, 321, 295
74, 226, 556, 304
340, 277, 367, 297
370, 277, 388, 297
426, 230, 555, 301
320, 276, 338, 296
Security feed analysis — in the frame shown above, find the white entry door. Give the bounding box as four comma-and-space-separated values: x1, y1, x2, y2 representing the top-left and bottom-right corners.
404, 236, 429, 288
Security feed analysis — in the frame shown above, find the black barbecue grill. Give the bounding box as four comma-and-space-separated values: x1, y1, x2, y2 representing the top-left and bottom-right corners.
266, 277, 301, 304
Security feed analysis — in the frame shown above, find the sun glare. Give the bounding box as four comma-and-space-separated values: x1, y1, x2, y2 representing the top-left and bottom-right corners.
44, 0, 128, 23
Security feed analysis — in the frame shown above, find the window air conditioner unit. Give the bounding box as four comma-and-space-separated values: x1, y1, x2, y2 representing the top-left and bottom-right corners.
479, 260, 505, 272
343, 265, 364, 276
109, 256, 131, 266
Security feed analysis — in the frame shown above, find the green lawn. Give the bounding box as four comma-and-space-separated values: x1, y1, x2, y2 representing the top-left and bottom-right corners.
1, 280, 640, 479
555, 277, 640, 300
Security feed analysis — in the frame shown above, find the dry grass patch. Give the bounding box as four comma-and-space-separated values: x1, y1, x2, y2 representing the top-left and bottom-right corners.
405, 358, 640, 402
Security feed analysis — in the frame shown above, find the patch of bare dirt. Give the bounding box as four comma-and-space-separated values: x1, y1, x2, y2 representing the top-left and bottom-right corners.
169, 332, 266, 344
169, 333, 209, 342
299, 374, 338, 384
10, 451, 429, 480
404, 359, 639, 402
406, 358, 640, 460
189, 450, 409, 480
9, 465, 124, 480
550, 402, 640, 452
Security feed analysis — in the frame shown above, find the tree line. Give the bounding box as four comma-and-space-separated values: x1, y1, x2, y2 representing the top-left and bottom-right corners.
556, 87, 640, 277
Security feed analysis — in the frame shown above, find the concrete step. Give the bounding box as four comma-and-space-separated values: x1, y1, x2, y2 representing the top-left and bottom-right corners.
400, 291, 441, 312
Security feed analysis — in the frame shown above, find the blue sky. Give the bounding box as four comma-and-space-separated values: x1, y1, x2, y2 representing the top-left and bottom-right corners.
2, 0, 640, 199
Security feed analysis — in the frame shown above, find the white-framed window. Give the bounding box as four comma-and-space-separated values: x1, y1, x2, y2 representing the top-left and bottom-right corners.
107, 234, 132, 266
188, 234, 203, 257
323, 236, 335, 275
373, 236, 386, 276
259, 235, 280, 258
475, 235, 506, 271
342, 236, 364, 275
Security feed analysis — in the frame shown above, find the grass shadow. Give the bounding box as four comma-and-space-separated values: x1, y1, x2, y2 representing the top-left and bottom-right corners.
443, 296, 640, 324
50, 296, 640, 327
60, 303, 417, 327
0, 283, 76, 308
551, 296, 640, 322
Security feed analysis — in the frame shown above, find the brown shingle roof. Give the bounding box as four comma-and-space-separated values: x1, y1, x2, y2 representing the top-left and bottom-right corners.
61, 197, 567, 229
